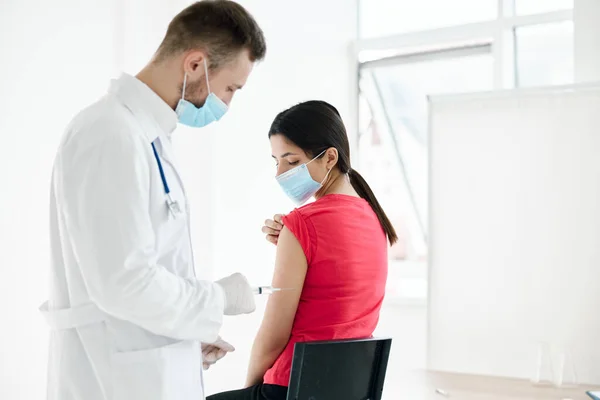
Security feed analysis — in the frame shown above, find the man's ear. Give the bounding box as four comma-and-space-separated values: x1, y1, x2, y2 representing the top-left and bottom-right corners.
182, 50, 207, 78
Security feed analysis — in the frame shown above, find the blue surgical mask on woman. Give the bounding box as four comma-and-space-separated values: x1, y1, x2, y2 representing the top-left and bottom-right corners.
276, 150, 331, 206
176, 59, 228, 128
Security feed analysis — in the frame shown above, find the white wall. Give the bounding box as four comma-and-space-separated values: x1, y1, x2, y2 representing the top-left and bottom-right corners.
0, 1, 118, 398
0, 0, 357, 398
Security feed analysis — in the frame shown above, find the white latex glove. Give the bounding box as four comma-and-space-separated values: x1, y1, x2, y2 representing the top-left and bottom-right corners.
215, 273, 256, 315
201, 336, 235, 370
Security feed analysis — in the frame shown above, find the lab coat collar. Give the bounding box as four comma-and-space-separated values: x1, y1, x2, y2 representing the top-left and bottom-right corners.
109, 73, 178, 142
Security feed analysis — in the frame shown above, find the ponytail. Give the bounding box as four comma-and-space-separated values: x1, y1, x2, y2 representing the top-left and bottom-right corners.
348, 169, 398, 245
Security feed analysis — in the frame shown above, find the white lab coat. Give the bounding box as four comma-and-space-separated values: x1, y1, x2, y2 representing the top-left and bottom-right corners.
40, 74, 225, 400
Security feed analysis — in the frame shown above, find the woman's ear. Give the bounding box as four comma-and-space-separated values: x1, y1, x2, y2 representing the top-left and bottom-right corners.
325, 147, 338, 170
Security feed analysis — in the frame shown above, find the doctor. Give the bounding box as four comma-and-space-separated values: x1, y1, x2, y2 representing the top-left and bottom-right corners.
40, 1, 267, 399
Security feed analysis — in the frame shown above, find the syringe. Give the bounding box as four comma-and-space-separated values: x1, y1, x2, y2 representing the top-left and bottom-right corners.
252, 286, 294, 295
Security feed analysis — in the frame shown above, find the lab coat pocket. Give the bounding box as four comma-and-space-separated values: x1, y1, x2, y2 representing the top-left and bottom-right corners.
111, 340, 203, 400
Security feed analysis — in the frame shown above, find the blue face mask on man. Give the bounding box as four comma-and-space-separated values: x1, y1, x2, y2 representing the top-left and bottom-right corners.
176, 59, 228, 128
276, 150, 331, 206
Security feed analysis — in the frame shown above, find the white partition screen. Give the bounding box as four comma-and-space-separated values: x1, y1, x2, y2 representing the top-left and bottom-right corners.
428, 84, 600, 384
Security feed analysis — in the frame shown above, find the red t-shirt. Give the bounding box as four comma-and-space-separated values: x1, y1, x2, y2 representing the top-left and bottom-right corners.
262, 194, 388, 387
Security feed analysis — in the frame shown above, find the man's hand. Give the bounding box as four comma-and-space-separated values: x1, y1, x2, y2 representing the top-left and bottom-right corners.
262, 214, 284, 245
201, 337, 235, 370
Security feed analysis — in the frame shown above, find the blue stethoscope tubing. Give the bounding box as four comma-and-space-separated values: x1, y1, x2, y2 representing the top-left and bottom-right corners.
151, 141, 181, 217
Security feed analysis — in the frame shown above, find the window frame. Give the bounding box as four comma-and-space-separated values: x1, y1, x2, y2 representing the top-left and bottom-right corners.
356, 5, 573, 89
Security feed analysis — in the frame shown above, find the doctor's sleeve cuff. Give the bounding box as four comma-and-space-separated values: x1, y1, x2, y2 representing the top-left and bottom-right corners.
213, 281, 226, 315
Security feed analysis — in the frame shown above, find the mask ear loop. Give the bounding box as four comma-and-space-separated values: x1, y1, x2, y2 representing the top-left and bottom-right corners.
306, 149, 328, 165
203, 59, 211, 94
181, 59, 209, 101
181, 73, 187, 101
307, 149, 333, 185
320, 167, 332, 185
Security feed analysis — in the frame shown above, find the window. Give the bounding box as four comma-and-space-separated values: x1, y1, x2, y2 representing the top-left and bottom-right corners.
358, 51, 494, 302
356, 0, 574, 301
359, 0, 497, 38
360, 51, 494, 240
515, 21, 574, 87
515, 0, 573, 15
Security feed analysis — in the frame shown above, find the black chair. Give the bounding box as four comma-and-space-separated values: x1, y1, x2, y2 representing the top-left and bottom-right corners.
286, 338, 392, 400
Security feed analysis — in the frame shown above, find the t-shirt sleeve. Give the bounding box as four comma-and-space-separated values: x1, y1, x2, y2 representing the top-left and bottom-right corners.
281, 209, 315, 264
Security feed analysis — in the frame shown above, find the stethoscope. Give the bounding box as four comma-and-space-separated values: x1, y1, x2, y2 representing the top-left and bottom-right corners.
151, 142, 182, 218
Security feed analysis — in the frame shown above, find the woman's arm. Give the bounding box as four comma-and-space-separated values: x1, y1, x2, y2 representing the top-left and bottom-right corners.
245, 226, 308, 387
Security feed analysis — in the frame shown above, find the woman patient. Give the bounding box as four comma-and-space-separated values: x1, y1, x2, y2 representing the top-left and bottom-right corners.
207, 100, 397, 400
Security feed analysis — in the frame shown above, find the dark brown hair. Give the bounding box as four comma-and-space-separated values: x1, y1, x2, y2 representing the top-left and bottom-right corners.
155, 0, 266, 69
269, 101, 398, 245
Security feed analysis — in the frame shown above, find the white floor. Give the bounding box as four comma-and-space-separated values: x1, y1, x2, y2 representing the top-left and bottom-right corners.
203, 300, 428, 398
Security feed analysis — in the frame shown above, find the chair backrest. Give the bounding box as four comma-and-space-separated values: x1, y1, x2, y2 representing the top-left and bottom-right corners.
286, 337, 392, 400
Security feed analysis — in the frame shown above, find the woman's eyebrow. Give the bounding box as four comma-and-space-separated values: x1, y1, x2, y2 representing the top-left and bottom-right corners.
271, 152, 298, 159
